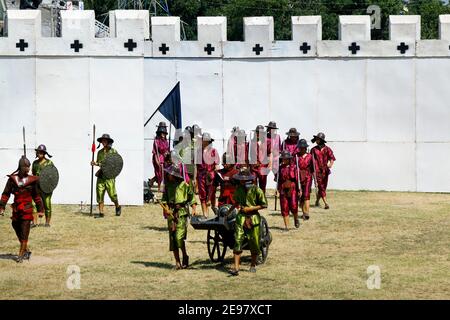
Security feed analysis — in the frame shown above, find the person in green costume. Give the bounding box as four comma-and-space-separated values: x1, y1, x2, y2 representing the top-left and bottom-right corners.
161, 164, 197, 270
227, 168, 268, 276
91, 134, 122, 218
32, 144, 54, 227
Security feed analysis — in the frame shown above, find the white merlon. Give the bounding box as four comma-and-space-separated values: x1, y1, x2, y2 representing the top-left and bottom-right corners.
110, 10, 150, 40
151, 16, 181, 42
291, 16, 322, 42
339, 15, 371, 41
389, 15, 421, 41
244, 16, 274, 42
6, 9, 41, 38
197, 17, 227, 42
439, 14, 450, 40
61, 10, 95, 39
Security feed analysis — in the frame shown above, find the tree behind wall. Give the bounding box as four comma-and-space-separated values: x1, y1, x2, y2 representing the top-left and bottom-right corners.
84, 0, 450, 40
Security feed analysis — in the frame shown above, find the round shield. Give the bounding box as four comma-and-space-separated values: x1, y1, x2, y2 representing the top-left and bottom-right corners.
39, 164, 59, 194
102, 153, 123, 179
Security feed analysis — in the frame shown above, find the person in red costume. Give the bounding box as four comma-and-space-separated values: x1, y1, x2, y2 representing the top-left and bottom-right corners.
282, 128, 300, 157
149, 122, 170, 192
196, 132, 220, 217
297, 139, 314, 220
277, 150, 300, 230
249, 125, 270, 194
265, 121, 281, 179
310, 132, 336, 210
216, 153, 240, 207
0, 156, 44, 263
228, 129, 249, 169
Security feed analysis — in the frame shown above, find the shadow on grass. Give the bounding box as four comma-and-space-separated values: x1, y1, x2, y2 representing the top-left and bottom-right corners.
73, 211, 96, 217
187, 240, 207, 244
130, 261, 173, 269
0, 254, 17, 261
270, 226, 296, 232
141, 226, 167, 232
188, 258, 232, 275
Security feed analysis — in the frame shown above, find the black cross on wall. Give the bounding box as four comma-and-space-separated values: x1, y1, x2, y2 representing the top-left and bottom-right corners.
16, 39, 28, 52
204, 43, 215, 55
159, 43, 169, 55
124, 39, 137, 52
252, 44, 263, 55
397, 42, 409, 54
348, 42, 360, 55
300, 42, 311, 54
70, 40, 83, 53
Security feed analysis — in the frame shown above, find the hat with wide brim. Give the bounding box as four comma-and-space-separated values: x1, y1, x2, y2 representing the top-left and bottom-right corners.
233, 169, 255, 181
297, 139, 309, 148
286, 128, 300, 137
97, 134, 114, 144
202, 132, 214, 142
35, 144, 53, 158
265, 121, 278, 129
311, 132, 326, 143
164, 165, 184, 179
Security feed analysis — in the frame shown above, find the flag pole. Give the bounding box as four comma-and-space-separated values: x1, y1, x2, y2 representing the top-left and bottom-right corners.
90, 124, 96, 216
169, 122, 172, 150
144, 107, 160, 127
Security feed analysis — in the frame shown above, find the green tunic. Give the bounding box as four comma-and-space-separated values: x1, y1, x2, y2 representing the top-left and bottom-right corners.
233, 184, 268, 255
161, 180, 197, 251
96, 147, 118, 203
32, 158, 54, 217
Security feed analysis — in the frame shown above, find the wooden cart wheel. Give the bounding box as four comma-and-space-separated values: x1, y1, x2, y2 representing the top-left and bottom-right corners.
258, 216, 271, 264
207, 229, 227, 262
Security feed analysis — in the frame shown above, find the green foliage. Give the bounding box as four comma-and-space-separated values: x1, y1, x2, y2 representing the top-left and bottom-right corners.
85, 0, 450, 40
408, 0, 450, 39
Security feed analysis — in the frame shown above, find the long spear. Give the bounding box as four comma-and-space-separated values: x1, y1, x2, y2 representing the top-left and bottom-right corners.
274, 165, 279, 211
22, 126, 26, 157
90, 124, 96, 216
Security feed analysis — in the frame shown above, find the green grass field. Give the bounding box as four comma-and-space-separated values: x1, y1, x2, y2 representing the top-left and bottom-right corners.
0, 190, 449, 300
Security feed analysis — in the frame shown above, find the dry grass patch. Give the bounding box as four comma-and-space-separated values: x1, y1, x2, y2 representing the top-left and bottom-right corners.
0, 190, 449, 299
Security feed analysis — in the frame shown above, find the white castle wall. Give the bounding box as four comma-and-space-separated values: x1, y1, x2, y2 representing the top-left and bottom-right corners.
1, 11, 450, 206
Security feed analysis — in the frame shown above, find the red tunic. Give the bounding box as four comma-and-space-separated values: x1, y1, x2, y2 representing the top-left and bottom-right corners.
267, 134, 281, 173
277, 163, 298, 217
227, 138, 249, 168
282, 139, 299, 157
249, 138, 271, 193
152, 136, 170, 184
216, 167, 239, 206
311, 145, 336, 198
196, 146, 219, 202
297, 153, 313, 200
0, 174, 44, 221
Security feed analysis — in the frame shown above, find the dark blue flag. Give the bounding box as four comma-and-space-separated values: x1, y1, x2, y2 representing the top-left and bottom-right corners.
157, 81, 182, 129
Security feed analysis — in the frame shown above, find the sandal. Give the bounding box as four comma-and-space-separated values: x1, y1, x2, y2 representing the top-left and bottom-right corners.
294, 219, 300, 228
324, 205, 330, 210
249, 266, 257, 273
